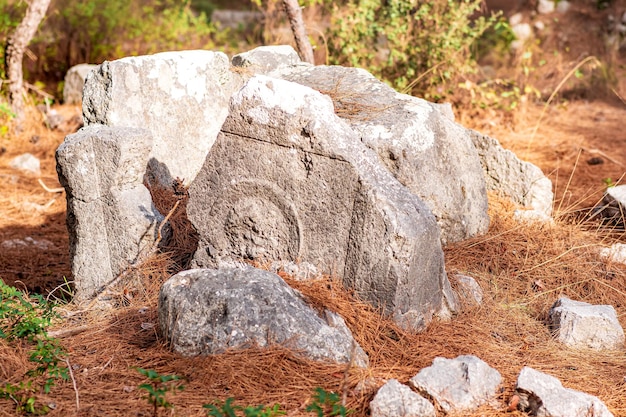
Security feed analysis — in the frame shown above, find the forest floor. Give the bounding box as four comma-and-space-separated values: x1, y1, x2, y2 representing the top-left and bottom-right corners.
1, 2, 626, 416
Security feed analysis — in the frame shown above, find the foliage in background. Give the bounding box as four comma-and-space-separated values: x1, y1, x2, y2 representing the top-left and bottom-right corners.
258, 0, 503, 100
0, 0, 252, 99
0, 281, 68, 414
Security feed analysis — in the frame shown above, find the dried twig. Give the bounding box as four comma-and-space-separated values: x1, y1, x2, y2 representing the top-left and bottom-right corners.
38, 178, 64, 193
47, 325, 91, 339
65, 357, 80, 411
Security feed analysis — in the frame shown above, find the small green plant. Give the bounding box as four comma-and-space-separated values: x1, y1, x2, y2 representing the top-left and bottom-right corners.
306, 388, 351, 417
136, 368, 185, 417
204, 398, 285, 417
0, 281, 68, 414
603, 178, 616, 188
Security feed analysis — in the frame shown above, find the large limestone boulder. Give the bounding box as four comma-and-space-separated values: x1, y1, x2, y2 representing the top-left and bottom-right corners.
267, 64, 490, 246
82, 50, 244, 187
56, 125, 162, 301
158, 266, 368, 366
187, 75, 456, 331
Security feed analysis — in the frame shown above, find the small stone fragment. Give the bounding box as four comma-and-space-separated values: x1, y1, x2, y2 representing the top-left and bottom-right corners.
370, 379, 435, 417
549, 297, 624, 350
515, 367, 613, 417
409, 355, 501, 414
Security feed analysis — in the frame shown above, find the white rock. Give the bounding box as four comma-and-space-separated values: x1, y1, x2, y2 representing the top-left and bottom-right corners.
370, 379, 435, 417
1, 237, 55, 250
538, 0, 555, 14
9, 153, 40, 176
515, 367, 614, 417
556, 0, 571, 13
599, 243, 626, 264
409, 355, 501, 413
549, 297, 624, 350
509, 13, 523, 26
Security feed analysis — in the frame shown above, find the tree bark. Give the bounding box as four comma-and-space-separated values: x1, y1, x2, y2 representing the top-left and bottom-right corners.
282, 0, 315, 65
5, 0, 51, 126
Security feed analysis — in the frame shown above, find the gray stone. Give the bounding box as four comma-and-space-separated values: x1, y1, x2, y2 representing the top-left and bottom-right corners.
187, 75, 456, 331
469, 130, 553, 217
82, 50, 243, 187
549, 297, 624, 350
63, 63, 97, 105
452, 274, 483, 306
409, 355, 502, 414
158, 266, 368, 366
232, 45, 305, 75
56, 125, 163, 301
211, 9, 263, 30
271, 65, 490, 246
515, 366, 613, 417
597, 185, 626, 223
10, 153, 40, 176
370, 379, 435, 417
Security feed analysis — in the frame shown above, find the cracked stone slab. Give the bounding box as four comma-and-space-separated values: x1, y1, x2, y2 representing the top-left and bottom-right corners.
187, 75, 456, 331
82, 50, 244, 187
56, 125, 163, 301
270, 64, 490, 245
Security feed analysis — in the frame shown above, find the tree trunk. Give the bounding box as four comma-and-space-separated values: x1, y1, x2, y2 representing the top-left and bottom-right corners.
282, 0, 315, 64
5, 0, 51, 127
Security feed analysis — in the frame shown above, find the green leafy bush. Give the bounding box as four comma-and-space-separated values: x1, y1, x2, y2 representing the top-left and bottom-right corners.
0, 281, 68, 414
295, 0, 502, 100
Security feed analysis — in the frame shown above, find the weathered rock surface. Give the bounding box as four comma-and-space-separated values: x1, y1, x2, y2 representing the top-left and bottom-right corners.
549, 297, 624, 350
271, 64, 490, 246
451, 274, 483, 307
515, 366, 614, 417
469, 130, 553, 218
82, 50, 243, 186
370, 379, 435, 417
158, 266, 368, 366
187, 74, 456, 330
56, 125, 163, 301
63, 63, 97, 104
232, 45, 304, 74
409, 355, 502, 414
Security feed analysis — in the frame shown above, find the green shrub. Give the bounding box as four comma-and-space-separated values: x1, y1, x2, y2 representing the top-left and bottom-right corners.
297, 0, 502, 100
0, 281, 68, 414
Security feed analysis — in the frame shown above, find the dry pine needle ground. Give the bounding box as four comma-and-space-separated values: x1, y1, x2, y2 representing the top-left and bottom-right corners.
2, 101, 626, 415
